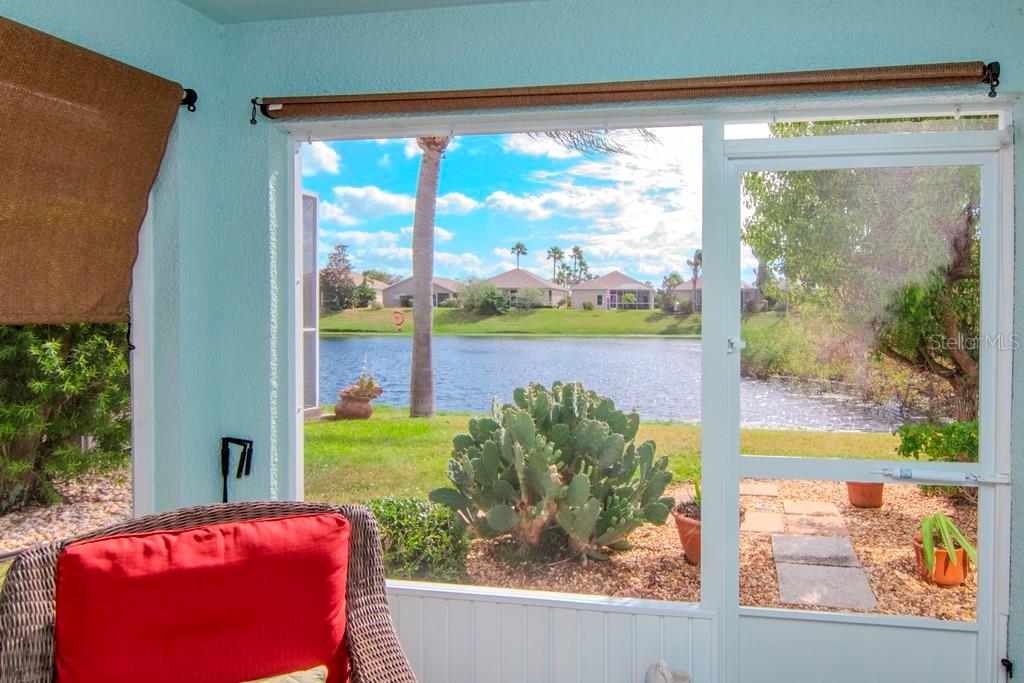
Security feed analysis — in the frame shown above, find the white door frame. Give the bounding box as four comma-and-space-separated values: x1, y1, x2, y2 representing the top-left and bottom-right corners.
701, 126, 1013, 682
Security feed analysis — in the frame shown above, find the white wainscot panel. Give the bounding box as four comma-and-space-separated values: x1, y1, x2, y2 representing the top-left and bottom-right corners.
387, 581, 716, 683
739, 611, 978, 683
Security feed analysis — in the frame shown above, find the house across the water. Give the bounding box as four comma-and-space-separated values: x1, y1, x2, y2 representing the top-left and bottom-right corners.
570, 270, 654, 309
382, 276, 462, 307
485, 268, 568, 307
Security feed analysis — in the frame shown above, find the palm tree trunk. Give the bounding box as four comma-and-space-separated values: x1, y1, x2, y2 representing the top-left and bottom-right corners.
410, 136, 449, 418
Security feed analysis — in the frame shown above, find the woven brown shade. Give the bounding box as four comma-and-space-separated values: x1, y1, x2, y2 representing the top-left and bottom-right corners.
0, 17, 184, 324
259, 61, 996, 119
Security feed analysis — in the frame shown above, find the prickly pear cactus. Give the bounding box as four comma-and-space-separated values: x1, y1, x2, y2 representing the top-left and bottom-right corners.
430, 382, 674, 559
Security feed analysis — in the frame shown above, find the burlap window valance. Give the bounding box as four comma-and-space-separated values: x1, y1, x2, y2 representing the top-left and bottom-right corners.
256, 61, 999, 119
0, 17, 187, 324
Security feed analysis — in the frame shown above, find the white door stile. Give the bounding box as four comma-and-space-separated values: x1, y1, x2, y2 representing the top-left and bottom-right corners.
700, 119, 740, 683
723, 127, 1012, 683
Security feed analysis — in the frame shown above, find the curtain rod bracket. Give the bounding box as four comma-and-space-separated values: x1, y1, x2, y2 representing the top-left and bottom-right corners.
180, 88, 198, 112
250, 97, 277, 124
983, 62, 1000, 97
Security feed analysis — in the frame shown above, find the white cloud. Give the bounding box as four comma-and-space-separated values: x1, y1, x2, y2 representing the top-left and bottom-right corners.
501, 134, 582, 159
399, 225, 455, 243
436, 192, 481, 214
321, 230, 399, 247
319, 186, 415, 224
486, 191, 552, 221
301, 141, 340, 176
378, 153, 392, 169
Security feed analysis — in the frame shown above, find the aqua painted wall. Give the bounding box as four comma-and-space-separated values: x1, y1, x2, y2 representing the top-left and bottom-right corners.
2, 0, 1023, 671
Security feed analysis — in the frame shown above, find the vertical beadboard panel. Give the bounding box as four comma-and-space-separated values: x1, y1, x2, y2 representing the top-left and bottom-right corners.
448, 599, 476, 683
633, 614, 663, 680
551, 608, 579, 681
498, 603, 526, 683
395, 595, 424, 677
473, 601, 501, 680
385, 584, 716, 683
578, 610, 607, 682
525, 604, 552, 682
606, 612, 635, 683
421, 597, 450, 682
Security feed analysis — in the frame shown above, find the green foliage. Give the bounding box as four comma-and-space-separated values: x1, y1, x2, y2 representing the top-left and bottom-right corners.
367, 496, 469, 581
353, 281, 377, 308
319, 244, 357, 311
362, 269, 397, 285
439, 297, 460, 308
919, 511, 977, 572
659, 272, 686, 312
430, 382, 674, 560
896, 421, 978, 463
460, 279, 510, 316
514, 287, 545, 310
620, 293, 637, 306
0, 324, 131, 513
582, 301, 595, 311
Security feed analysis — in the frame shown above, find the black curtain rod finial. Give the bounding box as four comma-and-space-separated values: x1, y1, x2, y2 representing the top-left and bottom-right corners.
180, 88, 198, 112
983, 62, 1000, 98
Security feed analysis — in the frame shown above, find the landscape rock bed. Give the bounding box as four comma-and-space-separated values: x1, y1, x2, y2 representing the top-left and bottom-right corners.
466, 480, 977, 621
0, 469, 131, 554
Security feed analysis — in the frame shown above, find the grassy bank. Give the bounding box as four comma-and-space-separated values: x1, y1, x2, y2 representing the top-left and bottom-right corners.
304, 405, 899, 503
320, 307, 704, 337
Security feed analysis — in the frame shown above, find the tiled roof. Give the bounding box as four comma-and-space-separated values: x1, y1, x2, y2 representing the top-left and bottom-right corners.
572, 270, 652, 291
485, 268, 567, 291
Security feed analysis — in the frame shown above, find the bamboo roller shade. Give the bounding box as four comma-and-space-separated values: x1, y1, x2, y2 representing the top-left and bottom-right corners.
259, 61, 995, 118
0, 16, 183, 324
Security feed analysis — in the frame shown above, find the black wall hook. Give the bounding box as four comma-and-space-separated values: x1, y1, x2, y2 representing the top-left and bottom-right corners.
220, 436, 254, 503
180, 88, 198, 112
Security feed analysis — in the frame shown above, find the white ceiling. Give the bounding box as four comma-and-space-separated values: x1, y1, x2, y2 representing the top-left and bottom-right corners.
177, 0, 531, 23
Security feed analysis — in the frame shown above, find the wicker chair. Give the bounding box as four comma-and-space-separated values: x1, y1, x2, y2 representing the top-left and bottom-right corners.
0, 502, 417, 683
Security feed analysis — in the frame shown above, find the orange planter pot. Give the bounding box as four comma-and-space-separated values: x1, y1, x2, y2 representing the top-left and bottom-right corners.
847, 482, 884, 509
335, 396, 374, 420
913, 533, 971, 587
671, 511, 701, 565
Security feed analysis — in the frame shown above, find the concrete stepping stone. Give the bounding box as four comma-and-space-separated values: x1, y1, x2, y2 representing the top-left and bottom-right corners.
740, 481, 779, 497
782, 500, 839, 516
740, 511, 785, 533
771, 534, 860, 567
785, 514, 849, 536
776, 563, 877, 610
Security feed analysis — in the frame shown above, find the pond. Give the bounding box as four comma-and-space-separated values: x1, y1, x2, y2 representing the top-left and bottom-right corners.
319, 336, 898, 432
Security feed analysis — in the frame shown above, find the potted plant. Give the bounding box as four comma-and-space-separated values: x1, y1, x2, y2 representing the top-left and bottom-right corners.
670, 481, 745, 565
334, 365, 383, 419
846, 482, 884, 508
913, 511, 977, 587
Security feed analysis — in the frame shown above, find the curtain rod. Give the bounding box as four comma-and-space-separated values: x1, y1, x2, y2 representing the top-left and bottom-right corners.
249, 61, 999, 124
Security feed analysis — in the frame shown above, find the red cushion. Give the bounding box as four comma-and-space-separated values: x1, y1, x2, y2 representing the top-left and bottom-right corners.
55, 513, 350, 683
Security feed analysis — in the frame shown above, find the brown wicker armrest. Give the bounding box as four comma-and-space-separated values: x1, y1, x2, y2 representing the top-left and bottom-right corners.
0, 502, 416, 683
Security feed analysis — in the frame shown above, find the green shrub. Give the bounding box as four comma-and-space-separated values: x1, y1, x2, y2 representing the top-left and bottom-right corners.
367, 496, 469, 582
676, 299, 694, 315
896, 421, 978, 463
461, 279, 510, 315
430, 381, 674, 561
439, 297, 460, 308
0, 324, 130, 514
582, 301, 595, 311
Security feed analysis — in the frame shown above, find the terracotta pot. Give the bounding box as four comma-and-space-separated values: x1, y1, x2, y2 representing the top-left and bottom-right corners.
913, 532, 970, 587
847, 482, 884, 509
335, 396, 374, 420
671, 511, 701, 565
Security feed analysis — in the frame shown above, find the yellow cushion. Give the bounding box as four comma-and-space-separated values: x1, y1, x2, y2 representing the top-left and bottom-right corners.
242, 665, 328, 683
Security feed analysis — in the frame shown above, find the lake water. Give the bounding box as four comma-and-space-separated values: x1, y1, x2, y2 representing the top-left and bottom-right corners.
319, 336, 897, 432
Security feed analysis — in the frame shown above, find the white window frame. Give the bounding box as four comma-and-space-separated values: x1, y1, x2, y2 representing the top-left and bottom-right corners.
283, 97, 1014, 682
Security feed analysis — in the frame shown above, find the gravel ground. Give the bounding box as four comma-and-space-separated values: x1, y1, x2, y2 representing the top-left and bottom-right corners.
466, 480, 977, 621
0, 469, 132, 554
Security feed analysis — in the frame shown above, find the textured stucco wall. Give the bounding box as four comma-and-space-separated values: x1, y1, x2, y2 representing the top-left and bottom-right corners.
2, 0, 1024, 668
0, 0, 229, 508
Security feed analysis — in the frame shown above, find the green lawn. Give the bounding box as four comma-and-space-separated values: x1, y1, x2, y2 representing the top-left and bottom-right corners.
304, 405, 899, 503
320, 307, 704, 337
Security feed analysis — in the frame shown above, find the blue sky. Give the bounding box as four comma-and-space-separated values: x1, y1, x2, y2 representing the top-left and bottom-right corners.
301, 126, 765, 282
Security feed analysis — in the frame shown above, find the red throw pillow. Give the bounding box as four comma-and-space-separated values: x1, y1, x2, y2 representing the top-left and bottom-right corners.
55, 513, 350, 683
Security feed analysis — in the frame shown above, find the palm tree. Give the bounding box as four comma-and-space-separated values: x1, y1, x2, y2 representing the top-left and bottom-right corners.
686, 248, 703, 310
570, 245, 583, 282
409, 136, 449, 417
511, 242, 528, 268
546, 246, 565, 279
408, 129, 657, 417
